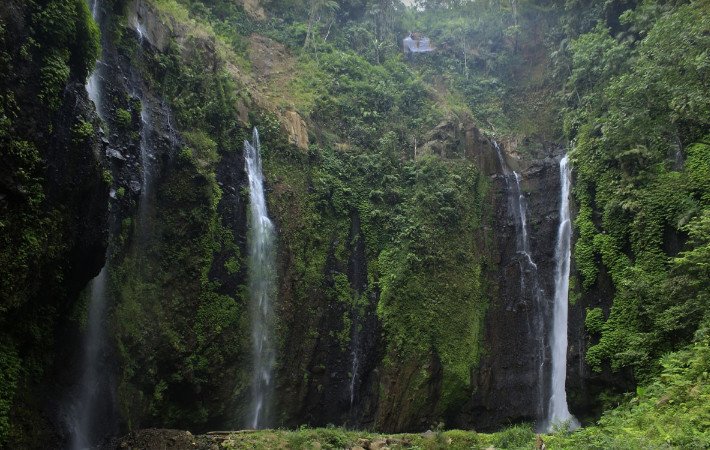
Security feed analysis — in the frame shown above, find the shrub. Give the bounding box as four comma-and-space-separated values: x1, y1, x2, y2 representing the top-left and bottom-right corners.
493, 424, 535, 449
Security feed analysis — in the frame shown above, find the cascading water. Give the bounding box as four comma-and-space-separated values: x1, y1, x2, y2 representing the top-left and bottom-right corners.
66, 2, 115, 448
137, 105, 153, 226
67, 268, 110, 450
131, 17, 158, 238
349, 324, 361, 408
244, 128, 277, 429
66, 12, 161, 447
132, 16, 149, 45
85, 0, 103, 120
546, 155, 580, 431
493, 141, 547, 422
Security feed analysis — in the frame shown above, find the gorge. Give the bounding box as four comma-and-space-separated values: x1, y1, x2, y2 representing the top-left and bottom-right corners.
0, 0, 708, 449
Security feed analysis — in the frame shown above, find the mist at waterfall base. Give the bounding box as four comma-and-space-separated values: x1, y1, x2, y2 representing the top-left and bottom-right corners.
244, 128, 278, 429
545, 155, 580, 432
64, 269, 117, 450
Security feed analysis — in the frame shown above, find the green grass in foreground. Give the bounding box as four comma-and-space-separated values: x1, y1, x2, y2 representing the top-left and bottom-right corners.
219, 426, 522, 450
222, 336, 710, 450
220, 338, 709, 449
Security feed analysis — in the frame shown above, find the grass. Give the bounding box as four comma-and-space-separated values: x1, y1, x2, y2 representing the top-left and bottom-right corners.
216, 426, 526, 450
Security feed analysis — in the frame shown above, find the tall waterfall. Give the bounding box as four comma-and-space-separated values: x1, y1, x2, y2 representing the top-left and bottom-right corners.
244, 128, 277, 429
546, 155, 580, 431
493, 143, 537, 268
493, 142, 547, 422
137, 104, 153, 227
66, 2, 115, 448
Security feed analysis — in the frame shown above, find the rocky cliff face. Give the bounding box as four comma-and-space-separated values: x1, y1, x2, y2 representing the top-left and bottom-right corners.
0, 0, 109, 446
470, 143, 564, 430
275, 210, 382, 428
1, 0, 607, 446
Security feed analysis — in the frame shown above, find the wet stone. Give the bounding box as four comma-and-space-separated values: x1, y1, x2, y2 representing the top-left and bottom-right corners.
106, 148, 126, 161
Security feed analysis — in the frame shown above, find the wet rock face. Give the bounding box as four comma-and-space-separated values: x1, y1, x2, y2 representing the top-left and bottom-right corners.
45, 81, 111, 301
130, 0, 171, 51
89, 0, 181, 241
0, 1, 111, 446
277, 211, 381, 429
49, 2, 186, 444
470, 143, 564, 430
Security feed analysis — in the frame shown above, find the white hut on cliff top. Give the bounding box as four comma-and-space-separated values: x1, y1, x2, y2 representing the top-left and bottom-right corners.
403, 33, 434, 54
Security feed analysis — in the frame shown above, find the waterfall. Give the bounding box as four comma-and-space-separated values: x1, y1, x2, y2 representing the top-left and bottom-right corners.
131, 11, 149, 46
65, 2, 116, 448
349, 352, 359, 406
546, 155, 580, 431
137, 105, 153, 226
493, 142, 534, 264
67, 268, 111, 450
66, 11, 162, 447
244, 128, 277, 429
130, 17, 158, 237
493, 141, 547, 422
85, 0, 103, 120
349, 329, 360, 408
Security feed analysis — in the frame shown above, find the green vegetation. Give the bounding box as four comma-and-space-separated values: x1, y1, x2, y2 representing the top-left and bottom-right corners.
164, 0, 709, 440
0, 344, 20, 442
115, 108, 132, 129
1, 0, 708, 446
161, 0, 493, 425
107, 8, 249, 428
264, 141, 489, 420
548, 334, 710, 449
215, 426, 486, 449
564, 0, 710, 381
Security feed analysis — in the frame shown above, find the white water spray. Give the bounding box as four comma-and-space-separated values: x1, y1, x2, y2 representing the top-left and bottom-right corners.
546, 155, 580, 431
85, 73, 102, 121
493, 143, 536, 267
132, 15, 149, 46
244, 128, 277, 429
139, 107, 152, 199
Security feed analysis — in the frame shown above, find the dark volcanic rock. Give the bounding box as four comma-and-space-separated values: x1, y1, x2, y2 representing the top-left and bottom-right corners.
279, 209, 382, 429
104, 429, 204, 450
469, 143, 565, 430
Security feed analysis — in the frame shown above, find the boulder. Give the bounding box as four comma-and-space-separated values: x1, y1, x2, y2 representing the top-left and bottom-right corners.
281, 110, 309, 150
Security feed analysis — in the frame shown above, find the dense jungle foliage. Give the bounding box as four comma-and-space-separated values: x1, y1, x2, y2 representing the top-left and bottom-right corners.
0, 0, 708, 447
